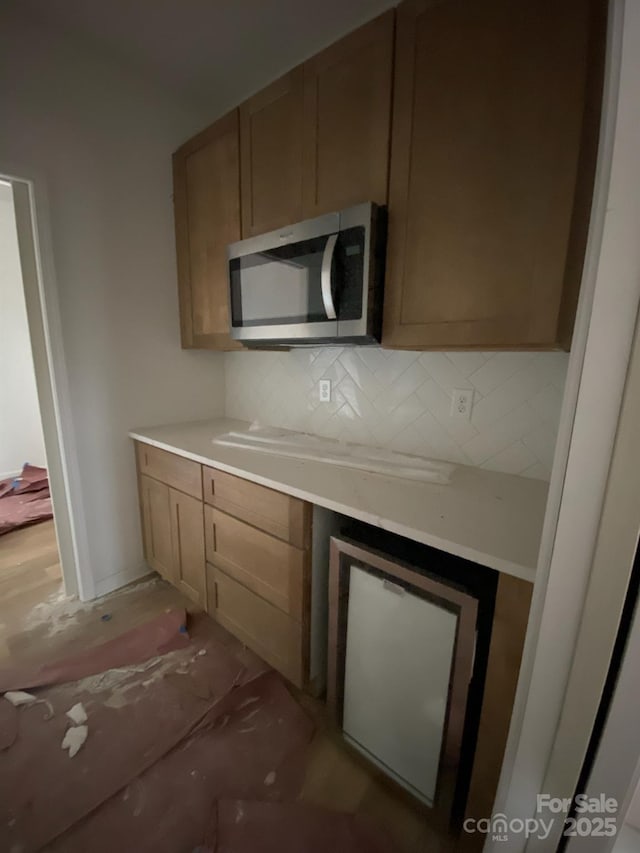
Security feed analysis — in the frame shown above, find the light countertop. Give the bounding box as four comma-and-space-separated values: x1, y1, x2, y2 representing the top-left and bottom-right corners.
129, 418, 548, 583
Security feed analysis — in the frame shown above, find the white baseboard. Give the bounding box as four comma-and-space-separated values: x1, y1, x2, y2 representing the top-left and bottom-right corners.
90, 560, 151, 600
0, 469, 21, 481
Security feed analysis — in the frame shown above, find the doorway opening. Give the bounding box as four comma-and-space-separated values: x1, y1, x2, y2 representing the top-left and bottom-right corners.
0, 177, 63, 646
0, 171, 85, 657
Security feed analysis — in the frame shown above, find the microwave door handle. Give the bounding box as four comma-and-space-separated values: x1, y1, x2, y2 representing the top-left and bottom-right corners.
321, 233, 338, 320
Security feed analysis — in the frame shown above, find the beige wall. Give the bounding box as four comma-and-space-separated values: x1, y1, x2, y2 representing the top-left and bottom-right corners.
0, 7, 224, 596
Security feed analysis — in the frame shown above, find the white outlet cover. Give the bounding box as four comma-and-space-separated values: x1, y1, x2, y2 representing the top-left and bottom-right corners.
319, 379, 332, 402
450, 388, 473, 420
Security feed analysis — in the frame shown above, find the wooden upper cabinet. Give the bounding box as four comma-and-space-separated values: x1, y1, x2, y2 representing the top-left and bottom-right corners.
382, 0, 601, 351
173, 110, 242, 350
301, 10, 394, 218
240, 69, 305, 236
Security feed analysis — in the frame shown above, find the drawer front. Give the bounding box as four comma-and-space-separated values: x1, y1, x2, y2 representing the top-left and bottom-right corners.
136, 442, 202, 499
202, 465, 310, 547
204, 506, 308, 620
208, 564, 305, 687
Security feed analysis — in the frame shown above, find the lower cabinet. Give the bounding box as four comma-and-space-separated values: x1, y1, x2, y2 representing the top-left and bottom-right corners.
203, 473, 312, 690
208, 563, 307, 687
135, 442, 312, 688
138, 473, 206, 608
204, 505, 309, 620
139, 474, 174, 581
170, 489, 206, 608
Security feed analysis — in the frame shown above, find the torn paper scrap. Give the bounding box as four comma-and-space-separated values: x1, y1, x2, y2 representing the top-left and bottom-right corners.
66, 702, 88, 725
62, 725, 88, 758
4, 691, 37, 707
4, 690, 53, 719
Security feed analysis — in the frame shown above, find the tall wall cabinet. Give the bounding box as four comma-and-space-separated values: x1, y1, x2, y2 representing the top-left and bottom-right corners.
172, 0, 604, 352
173, 110, 243, 350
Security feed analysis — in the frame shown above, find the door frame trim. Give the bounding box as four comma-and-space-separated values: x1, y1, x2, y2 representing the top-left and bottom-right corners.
3, 168, 94, 600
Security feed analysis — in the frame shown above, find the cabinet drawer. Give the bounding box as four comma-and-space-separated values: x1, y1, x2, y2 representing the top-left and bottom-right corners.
202, 466, 310, 548
208, 564, 306, 687
136, 442, 202, 500
204, 506, 309, 620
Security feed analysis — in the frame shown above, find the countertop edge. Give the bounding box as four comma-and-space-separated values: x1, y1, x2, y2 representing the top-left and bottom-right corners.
129, 429, 537, 584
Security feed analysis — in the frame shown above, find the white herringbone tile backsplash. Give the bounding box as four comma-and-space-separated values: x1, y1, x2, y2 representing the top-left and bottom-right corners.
224, 348, 569, 481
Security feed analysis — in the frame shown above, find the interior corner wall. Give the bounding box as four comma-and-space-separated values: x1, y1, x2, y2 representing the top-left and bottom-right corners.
0, 8, 225, 597
0, 182, 47, 478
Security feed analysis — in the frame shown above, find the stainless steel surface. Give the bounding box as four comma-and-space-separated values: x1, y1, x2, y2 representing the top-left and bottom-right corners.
382, 578, 405, 596
228, 202, 383, 346
231, 320, 338, 342
321, 233, 338, 320
227, 211, 339, 259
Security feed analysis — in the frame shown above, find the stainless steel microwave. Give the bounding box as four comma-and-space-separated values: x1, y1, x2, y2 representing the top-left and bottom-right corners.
227, 202, 385, 346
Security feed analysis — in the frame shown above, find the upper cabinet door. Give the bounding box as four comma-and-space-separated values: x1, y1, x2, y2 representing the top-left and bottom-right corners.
382, 0, 598, 350
240, 69, 305, 237
173, 110, 243, 350
301, 10, 394, 218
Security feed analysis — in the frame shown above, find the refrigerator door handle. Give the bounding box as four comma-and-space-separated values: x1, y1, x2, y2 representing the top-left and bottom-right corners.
382, 578, 405, 596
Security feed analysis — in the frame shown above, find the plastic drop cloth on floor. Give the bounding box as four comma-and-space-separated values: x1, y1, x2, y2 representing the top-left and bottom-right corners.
0, 611, 316, 852
0, 463, 53, 536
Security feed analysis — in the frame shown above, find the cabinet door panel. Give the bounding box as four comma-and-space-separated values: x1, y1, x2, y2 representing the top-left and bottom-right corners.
170, 488, 206, 607
208, 563, 305, 687
302, 11, 394, 218
382, 0, 593, 350
173, 110, 242, 350
240, 68, 304, 236
140, 475, 174, 582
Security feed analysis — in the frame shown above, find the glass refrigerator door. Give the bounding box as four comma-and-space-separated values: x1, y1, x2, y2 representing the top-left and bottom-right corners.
342, 564, 458, 806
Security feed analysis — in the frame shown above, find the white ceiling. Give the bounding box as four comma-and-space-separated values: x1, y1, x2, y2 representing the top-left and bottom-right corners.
11, 0, 396, 112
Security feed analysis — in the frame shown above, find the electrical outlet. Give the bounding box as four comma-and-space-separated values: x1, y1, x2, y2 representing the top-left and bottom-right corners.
451, 388, 473, 420
319, 379, 332, 402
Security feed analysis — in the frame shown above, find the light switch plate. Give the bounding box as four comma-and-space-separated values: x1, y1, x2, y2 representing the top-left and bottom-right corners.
319, 379, 332, 402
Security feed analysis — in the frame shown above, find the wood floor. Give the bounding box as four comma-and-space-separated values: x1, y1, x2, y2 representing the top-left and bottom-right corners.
0, 522, 453, 852
0, 520, 62, 663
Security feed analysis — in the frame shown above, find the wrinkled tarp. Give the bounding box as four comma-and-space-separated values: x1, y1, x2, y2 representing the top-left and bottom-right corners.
0, 612, 313, 852
0, 608, 189, 692
0, 463, 52, 535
